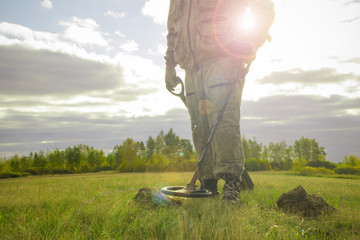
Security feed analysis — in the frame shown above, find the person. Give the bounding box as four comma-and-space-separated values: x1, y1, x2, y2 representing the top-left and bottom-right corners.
165, 0, 274, 201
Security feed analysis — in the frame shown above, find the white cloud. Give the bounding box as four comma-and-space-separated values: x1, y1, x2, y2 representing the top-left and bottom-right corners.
104, 11, 126, 18
0, 22, 35, 41
0, 20, 176, 117
115, 31, 126, 38
115, 53, 162, 86
113, 52, 182, 117
0, 22, 65, 52
147, 43, 166, 56
119, 40, 139, 52
59, 17, 108, 47
41, 0, 53, 9
141, 0, 169, 25
0, 22, 110, 63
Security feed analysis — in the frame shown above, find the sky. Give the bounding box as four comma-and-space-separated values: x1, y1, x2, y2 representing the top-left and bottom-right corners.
0, 0, 359, 163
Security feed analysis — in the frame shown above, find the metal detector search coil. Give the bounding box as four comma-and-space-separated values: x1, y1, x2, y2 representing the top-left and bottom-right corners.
161, 186, 212, 198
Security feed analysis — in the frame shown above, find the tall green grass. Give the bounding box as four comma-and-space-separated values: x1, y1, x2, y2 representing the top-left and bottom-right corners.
0, 171, 359, 239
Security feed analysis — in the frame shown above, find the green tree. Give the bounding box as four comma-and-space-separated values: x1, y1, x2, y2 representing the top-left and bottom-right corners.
342, 154, 360, 167
48, 148, 65, 168
137, 141, 146, 160
19, 156, 31, 171
267, 141, 291, 170
180, 139, 193, 153
162, 129, 182, 164
77, 144, 91, 171
155, 130, 165, 153
0, 159, 4, 173
242, 136, 269, 171
293, 137, 325, 167
143, 129, 196, 171
33, 151, 48, 168
88, 148, 104, 171
164, 128, 180, 147
261, 146, 269, 162
146, 136, 156, 159
9, 155, 21, 172
117, 138, 142, 172
112, 144, 123, 169
105, 152, 116, 169
65, 146, 81, 171
283, 145, 293, 170
242, 136, 262, 161
146, 152, 168, 172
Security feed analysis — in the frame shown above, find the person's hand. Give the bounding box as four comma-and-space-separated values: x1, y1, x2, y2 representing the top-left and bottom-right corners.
165, 67, 177, 92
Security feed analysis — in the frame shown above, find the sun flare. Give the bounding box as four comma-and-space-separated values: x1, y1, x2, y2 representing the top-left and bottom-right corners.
238, 7, 256, 32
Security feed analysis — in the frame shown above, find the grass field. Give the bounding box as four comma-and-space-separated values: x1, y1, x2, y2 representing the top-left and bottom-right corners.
0, 171, 359, 239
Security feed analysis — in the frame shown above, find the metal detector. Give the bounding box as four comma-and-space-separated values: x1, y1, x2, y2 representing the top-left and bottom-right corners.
162, 63, 254, 198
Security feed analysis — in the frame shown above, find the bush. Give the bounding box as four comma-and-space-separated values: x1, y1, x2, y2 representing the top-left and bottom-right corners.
245, 158, 271, 171
307, 160, 337, 170
299, 166, 318, 176
37, 168, 51, 175
335, 167, 360, 175
51, 168, 73, 175
316, 167, 335, 175
101, 166, 113, 171
79, 165, 90, 173
245, 158, 258, 171
24, 168, 39, 175
299, 166, 334, 176
0, 172, 22, 179
24, 168, 51, 175
20, 172, 31, 177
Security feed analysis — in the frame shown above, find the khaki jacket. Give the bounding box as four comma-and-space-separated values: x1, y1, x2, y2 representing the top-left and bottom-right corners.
165, 0, 275, 70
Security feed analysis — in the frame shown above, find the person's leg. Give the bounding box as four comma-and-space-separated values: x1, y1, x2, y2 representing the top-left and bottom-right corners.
200, 57, 246, 201
185, 68, 219, 194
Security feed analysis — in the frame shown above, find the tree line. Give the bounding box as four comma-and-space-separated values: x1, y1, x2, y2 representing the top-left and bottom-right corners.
242, 136, 360, 176
0, 129, 198, 178
243, 136, 328, 171
0, 129, 359, 178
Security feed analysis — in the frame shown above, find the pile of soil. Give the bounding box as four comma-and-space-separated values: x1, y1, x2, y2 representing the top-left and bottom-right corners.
277, 185, 336, 217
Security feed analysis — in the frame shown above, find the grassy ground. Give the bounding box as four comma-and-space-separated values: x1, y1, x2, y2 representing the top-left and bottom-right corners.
0, 171, 359, 239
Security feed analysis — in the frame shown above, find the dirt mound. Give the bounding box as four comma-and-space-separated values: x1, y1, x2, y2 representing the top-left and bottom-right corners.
277, 185, 335, 217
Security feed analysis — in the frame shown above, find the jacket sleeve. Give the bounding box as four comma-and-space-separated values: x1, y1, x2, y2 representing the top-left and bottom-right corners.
164, 0, 177, 67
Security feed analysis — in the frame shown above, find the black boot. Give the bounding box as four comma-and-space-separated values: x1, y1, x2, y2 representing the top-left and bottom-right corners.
223, 174, 240, 202
201, 179, 219, 197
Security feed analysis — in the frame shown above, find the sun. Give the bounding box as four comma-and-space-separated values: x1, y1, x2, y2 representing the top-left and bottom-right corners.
238, 7, 257, 32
